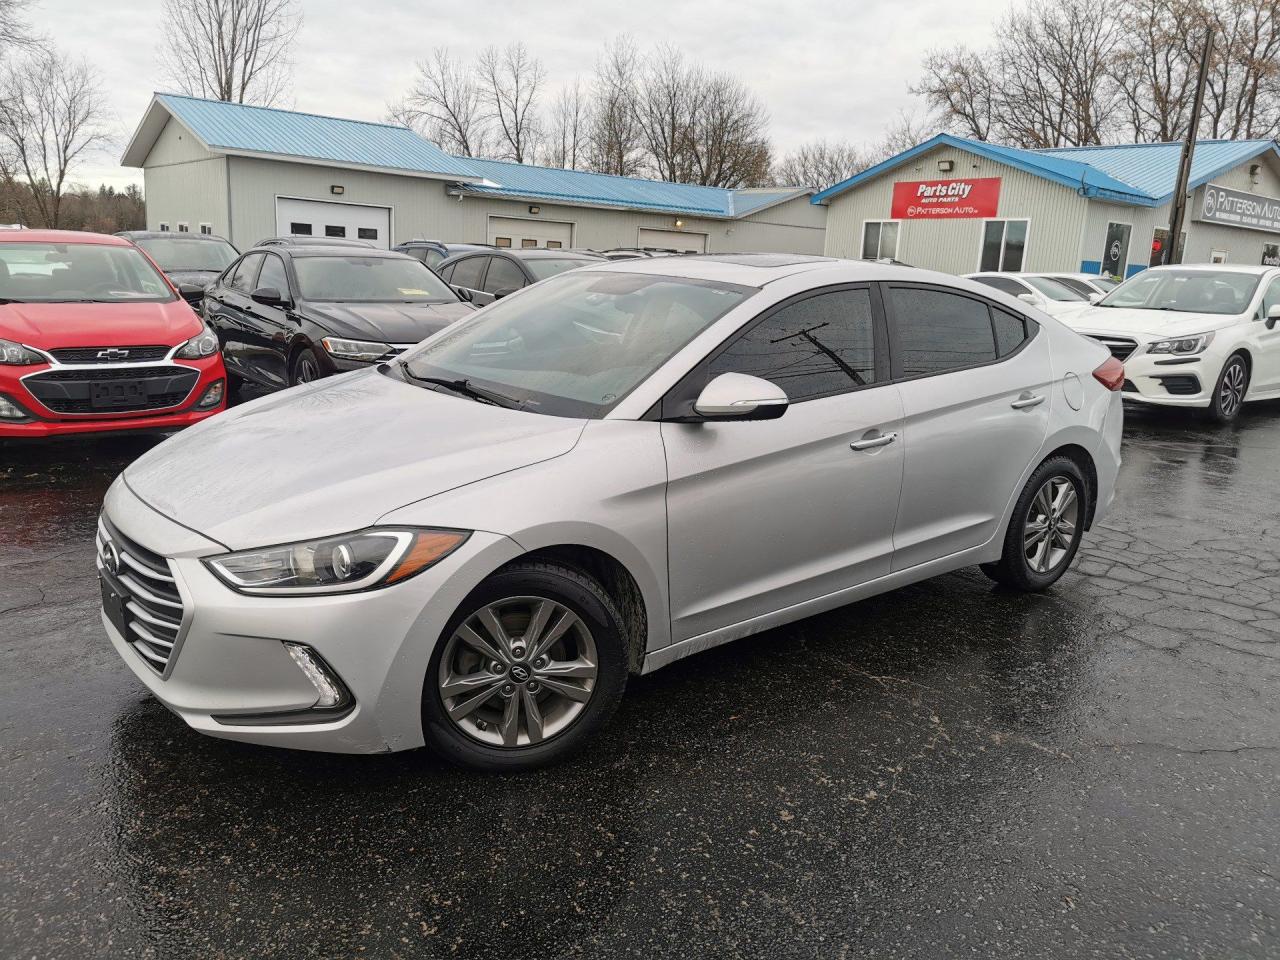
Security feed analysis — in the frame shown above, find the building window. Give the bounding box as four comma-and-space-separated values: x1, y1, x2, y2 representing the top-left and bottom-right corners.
1211, 249, 1228, 264
199, 222, 213, 235
861, 221, 898, 260
521, 238, 537, 248
325, 225, 346, 238
1149, 228, 1185, 267
494, 236, 512, 248
158, 222, 169, 232
357, 227, 378, 240
177, 222, 189, 232
1263, 243, 1280, 267
290, 222, 313, 236
1101, 222, 1132, 278
546, 240, 562, 249
979, 220, 1028, 271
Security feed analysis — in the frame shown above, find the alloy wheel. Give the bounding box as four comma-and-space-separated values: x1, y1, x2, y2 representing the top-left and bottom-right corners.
437, 596, 598, 748
1023, 477, 1079, 574
1218, 360, 1246, 419
296, 355, 319, 383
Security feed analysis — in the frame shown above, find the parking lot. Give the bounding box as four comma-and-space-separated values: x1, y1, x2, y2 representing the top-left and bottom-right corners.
0, 397, 1277, 959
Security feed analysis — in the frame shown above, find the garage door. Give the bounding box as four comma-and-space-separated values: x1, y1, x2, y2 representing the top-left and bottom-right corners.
488, 216, 573, 249
275, 197, 391, 248
638, 228, 707, 253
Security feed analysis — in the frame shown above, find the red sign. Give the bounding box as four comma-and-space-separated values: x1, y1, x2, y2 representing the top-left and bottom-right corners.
891, 177, 1001, 219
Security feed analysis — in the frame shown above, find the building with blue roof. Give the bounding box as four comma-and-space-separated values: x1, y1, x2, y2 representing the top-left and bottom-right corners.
121, 94, 826, 256
813, 132, 1280, 277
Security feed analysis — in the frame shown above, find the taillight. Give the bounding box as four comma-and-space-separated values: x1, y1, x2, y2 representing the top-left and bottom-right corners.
1093, 355, 1125, 391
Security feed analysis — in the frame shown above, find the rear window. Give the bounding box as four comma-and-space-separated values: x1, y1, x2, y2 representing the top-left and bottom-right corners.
134, 236, 237, 272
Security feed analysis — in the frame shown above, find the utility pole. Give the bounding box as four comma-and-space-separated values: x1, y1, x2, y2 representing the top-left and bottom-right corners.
1166, 27, 1214, 265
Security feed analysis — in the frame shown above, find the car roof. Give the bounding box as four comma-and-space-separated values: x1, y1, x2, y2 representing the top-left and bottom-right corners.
255, 235, 376, 247
1142, 263, 1276, 275
279, 247, 412, 260
569, 253, 950, 288
0, 229, 132, 246
116, 230, 231, 242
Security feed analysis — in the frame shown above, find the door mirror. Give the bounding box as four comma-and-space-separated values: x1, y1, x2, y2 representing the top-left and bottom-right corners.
1016, 292, 1039, 305
1087, 291, 1103, 303
250, 286, 288, 307
1267, 303, 1280, 329
692, 373, 789, 421
177, 282, 205, 305
452, 284, 474, 302
492, 288, 518, 300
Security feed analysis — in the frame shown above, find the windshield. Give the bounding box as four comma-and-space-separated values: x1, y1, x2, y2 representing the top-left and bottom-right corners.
525, 257, 599, 281
293, 255, 459, 302
1098, 269, 1260, 314
401, 270, 755, 417
1093, 275, 1119, 290
1024, 276, 1087, 301
0, 242, 174, 303
134, 236, 237, 272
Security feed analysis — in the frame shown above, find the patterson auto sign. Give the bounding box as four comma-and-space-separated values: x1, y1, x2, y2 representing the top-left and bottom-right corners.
891, 177, 1001, 219
1197, 183, 1280, 233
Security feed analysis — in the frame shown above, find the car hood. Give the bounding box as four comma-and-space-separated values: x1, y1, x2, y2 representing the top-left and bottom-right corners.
1060, 305, 1242, 338
0, 299, 202, 349
123, 368, 587, 549
164, 269, 223, 288
306, 300, 475, 344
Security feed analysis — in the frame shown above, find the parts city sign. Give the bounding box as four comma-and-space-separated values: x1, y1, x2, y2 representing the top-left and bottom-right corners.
1198, 183, 1280, 233
891, 177, 1001, 219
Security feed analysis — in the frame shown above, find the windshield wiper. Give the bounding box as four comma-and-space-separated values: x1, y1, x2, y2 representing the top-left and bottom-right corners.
397, 364, 522, 408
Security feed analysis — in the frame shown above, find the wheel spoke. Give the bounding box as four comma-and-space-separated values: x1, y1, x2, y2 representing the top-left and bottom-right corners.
1025, 523, 1049, 548
499, 690, 521, 746
456, 623, 506, 665
448, 683, 501, 721
537, 657, 597, 680
521, 687, 544, 744
1032, 537, 1051, 572
440, 672, 501, 699
1051, 483, 1076, 518
1057, 518, 1076, 537
530, 609, 579, 661
521, 599, 553, 651
477, 606, 512, 655
537, 676, 592, 703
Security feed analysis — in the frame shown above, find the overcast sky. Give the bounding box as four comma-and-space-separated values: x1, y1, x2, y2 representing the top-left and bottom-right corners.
37, 0, 1013, 189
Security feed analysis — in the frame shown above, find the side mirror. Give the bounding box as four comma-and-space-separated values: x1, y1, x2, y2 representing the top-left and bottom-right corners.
250, 285, 288, 307
1016, 292, 1040, 305
1087, 291, 1103, 303
452, 284, 474, 302
692, 372, 789, 421
492, 288, 519, 300
1267, 303, 1280, 329
177, 282, 205, 305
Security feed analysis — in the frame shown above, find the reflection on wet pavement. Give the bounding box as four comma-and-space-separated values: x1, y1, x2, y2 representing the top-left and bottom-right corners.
2, 399, 1279, 958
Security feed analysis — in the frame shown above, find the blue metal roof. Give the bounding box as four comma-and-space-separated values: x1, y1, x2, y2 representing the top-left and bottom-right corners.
731, 188, 811, 215
811, 132, 1280, 208
154, 94, 480, 180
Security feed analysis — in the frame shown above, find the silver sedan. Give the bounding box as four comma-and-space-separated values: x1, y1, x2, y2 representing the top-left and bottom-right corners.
98, 255, 1123, 770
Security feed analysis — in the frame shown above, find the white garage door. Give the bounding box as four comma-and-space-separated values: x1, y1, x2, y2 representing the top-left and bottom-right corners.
638, 228, 707, 253
275, 197, 391, 248
488, 216, 573, 249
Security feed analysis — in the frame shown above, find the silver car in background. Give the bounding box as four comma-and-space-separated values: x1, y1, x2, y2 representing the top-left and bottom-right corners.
98, 254, 1123, 770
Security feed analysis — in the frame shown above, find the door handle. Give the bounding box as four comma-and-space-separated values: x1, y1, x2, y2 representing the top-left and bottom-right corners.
1010, 393, 1045, 409
849, 432, 897, 451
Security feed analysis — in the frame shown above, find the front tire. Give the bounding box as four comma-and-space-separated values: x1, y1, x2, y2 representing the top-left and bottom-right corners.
421, 561, 628, 771
289, 347, 323, 386
981, 456, 1088, 592
1208, 353, 1249, 423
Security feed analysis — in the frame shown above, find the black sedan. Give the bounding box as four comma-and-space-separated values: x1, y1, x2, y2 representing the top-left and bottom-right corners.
203, 246, 476, 391
115, 231, 240, 297
436, 248, 605, 305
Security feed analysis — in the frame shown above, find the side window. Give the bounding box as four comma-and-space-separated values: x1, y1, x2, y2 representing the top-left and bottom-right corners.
1260, 277, 1280, 318
708, 288, 879, 402
992, 307, 1030, 357
438, 262, 456, 282
229, 253, 264, 293
889, 287, 997, 377
426, 250, 445, 269
256, 254, 289, 296
973, 276, 1027, 297
449, 256, 488, 290
482, 256, 526, 294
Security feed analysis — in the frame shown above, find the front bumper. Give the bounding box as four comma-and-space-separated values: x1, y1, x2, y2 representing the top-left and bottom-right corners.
98, 478, 523, 754
1079, 333, 1217, 409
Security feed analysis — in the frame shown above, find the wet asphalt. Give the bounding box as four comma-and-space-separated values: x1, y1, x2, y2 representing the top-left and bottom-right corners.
2, 396, 1280, 960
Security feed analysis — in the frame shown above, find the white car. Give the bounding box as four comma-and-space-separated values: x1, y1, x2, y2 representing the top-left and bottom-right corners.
1061, 264, 1280, 422
1037, 272, 1120, 299
965, 272, 1093, 319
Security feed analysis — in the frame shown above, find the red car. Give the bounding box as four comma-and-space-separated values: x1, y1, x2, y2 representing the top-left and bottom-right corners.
0, 230, 227, 439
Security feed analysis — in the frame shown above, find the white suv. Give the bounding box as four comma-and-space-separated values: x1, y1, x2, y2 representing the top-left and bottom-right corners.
1061, 264, 1280, 422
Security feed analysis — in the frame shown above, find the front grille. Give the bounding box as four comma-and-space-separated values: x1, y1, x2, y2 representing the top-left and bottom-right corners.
1087, 335, 1138, 361
24, 365, 198, 415
49, 345, 170, 364
98, 517, 186, 674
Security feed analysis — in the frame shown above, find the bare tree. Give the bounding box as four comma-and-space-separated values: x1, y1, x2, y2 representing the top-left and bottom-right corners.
773, 139, 876, 189
0, 49, 108, 228
393, 48, 490, 157
634, 44, 697, 182
586, 37, 646, 176
682, 72, 772, 187
1110, 0, 1201, 140
159, 0, 301, 106
544, 80, 589, 169
0, 0, 31, 51
477, 42, 545, 163
1200, 0, 1280, 138
914, 47, 996, 141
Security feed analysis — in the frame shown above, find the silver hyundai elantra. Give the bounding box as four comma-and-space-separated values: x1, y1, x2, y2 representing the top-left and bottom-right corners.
98, 255, 1123, 770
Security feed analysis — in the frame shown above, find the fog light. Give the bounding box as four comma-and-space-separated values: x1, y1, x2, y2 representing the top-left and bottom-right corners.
0, 394, 30, 421
196, 380, 225, 409
285, 642, 350, 710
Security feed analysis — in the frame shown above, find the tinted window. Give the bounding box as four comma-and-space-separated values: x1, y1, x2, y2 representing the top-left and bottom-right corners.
229, 253, 264, 292
357, 227, 378, 241
290, 222, 312, 236
709, 288, 878, 402
992, 307, 1028, 357
450, 256, 488, 289
438, 262, 455, 282
426, 250, 445, 268
257, 254, 288, 295
325, 225, 346, 238
1260, 276, 1280, 317
1049, 276, 1095, 297
890, 287, 997, 376
134, 237, 237, 272
483, 256, 526, 294
973, 276, 1026, 296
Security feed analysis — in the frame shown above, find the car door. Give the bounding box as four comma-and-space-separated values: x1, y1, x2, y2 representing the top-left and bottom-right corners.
449, 255, 491, 304
883, 283, 1052, 571
662, 285, 906, 642
481, 255, 528, 300
241, 252, 294, 387
208, 253, 264, 383
1250, 274, 1280, 392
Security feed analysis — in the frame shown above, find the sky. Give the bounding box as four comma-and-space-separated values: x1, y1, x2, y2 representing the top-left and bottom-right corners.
37, 0, 1013, 190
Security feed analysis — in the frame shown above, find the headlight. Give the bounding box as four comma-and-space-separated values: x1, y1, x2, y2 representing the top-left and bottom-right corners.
1146, 332, 1214, 355
175, 324, 220, 359
321, 337, 393, 362
0, 337, 46, 365
204, 527, 469, 595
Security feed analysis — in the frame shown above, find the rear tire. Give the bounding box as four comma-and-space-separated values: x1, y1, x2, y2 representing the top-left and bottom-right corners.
421, 561, 628, 771
1207, 353, 1248, 424
981, 456, 1088, 592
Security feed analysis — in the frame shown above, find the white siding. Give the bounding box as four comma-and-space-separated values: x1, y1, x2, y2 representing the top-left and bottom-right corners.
141, 119, 229, 237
